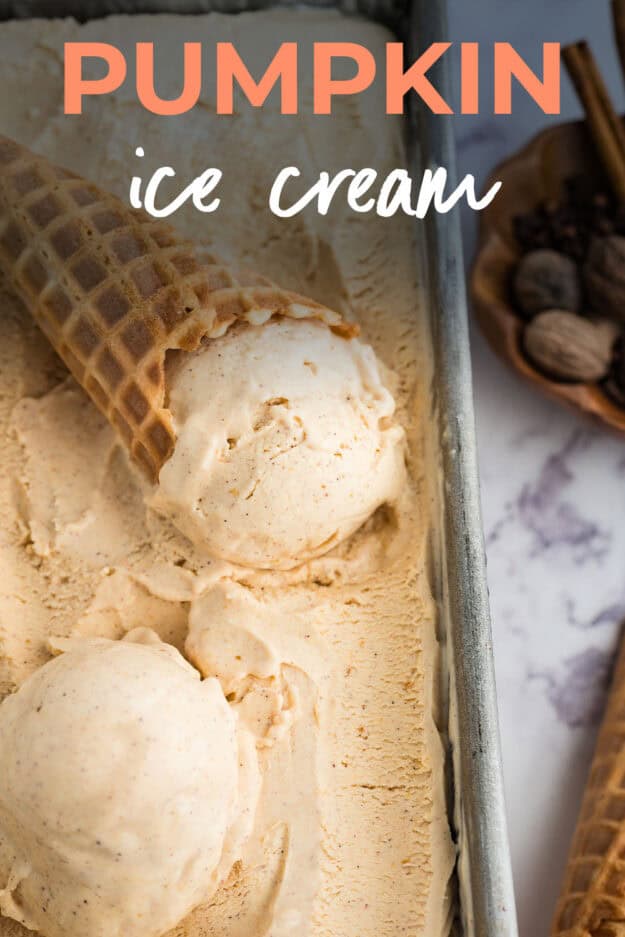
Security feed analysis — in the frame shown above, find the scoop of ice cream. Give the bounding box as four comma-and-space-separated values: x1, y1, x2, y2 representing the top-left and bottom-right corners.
151, 318, 406, 569
0, 632, 252, 937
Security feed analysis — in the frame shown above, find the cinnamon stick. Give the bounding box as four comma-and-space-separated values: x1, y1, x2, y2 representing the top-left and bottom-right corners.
612, 0, 625, 91
562, 41, 625, 202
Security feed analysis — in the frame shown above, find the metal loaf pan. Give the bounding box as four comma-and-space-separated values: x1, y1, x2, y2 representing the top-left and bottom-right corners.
0, 0, 518, 934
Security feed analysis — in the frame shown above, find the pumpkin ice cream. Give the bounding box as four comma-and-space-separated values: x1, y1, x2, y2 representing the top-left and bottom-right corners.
0, 8, 455, 937
152, 318, 406, 568
0, 632, 258, 937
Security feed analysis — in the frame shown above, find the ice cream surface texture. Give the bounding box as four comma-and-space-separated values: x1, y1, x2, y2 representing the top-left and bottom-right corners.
0, 9, 455, 937
0, 632, 255, 937
153, 319, 406, 568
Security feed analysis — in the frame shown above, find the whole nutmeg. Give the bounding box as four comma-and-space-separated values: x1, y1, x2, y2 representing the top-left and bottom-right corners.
523, 310, 619, 383
513, 249, 581, 319
584, 235, 625, 322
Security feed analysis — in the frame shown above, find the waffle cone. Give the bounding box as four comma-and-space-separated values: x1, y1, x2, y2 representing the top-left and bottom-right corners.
552, 634, 625, 937
0, 135, 356, 482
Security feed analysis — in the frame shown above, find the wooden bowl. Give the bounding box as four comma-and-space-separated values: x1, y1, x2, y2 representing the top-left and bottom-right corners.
470, 118, 625, 435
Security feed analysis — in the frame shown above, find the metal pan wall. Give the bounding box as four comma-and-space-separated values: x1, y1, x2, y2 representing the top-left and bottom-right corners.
409, 2, 518, 934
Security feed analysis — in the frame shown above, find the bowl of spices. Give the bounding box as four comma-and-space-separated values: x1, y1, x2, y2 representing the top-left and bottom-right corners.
471, 30, 625, 435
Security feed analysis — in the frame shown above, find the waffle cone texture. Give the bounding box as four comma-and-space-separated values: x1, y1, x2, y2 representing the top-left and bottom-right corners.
552, 635, 625, 937
0, 134, 356, 482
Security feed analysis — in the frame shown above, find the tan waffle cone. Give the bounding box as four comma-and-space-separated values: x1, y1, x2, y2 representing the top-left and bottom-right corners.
0, 134, 357, 482
552, 634, 625, 937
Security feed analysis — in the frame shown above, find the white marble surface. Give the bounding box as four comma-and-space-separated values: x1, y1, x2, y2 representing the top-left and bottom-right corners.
446, 2, 625, 934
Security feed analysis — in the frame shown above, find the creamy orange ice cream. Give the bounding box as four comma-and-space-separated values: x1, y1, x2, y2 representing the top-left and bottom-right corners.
0, 9, 455, 937
152, 318, 406, 569
0, 632, 259, 937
